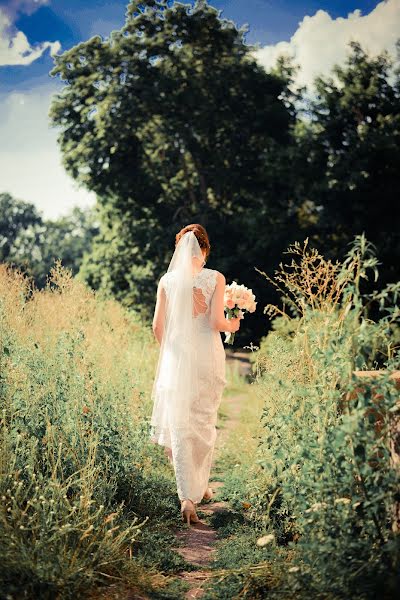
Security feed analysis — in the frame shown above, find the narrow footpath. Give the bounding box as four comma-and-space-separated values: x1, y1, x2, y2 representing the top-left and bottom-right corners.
172, 352, 252, 599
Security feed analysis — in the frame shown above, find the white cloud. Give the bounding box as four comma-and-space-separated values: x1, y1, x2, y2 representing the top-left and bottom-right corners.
0, 86, 96, 219
0, 6, 61, 66
251, 0, 400, 88
2, 1, 50, 20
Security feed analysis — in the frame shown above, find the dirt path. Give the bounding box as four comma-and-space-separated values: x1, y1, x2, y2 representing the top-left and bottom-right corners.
171, 353, 251, 599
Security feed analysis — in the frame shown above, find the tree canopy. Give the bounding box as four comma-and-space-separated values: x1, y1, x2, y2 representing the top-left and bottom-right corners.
7, 0, 390, 344
49, 0, 296, 339
298, 41, 400, 287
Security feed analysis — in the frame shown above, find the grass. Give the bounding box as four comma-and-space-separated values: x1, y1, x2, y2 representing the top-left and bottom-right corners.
0, 261, 188, 599
2, 234, 398, 599
199, 379, 287, 599
201, 236, 400, 600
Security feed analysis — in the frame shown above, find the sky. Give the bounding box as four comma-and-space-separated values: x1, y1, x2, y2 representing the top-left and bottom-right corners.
0, 0, 399, 219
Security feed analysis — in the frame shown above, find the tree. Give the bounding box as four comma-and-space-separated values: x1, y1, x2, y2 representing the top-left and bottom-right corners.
0, 192, 99, 288
297, 41, 400, 287
49, 0, 295, 338
30, 206, 100, 287
0, 192, 42, 261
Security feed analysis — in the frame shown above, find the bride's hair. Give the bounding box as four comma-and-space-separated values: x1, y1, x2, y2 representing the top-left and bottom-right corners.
175, 224, 211, 259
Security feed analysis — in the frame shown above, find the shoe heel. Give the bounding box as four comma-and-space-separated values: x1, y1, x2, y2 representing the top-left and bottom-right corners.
182, 509, 191, 526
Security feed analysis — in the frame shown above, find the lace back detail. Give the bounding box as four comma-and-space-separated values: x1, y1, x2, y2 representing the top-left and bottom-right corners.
192, 268, 218, 319
161, 268, 218, 322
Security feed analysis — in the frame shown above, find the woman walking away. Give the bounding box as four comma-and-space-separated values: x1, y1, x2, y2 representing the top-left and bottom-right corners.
150, 224, 241, 525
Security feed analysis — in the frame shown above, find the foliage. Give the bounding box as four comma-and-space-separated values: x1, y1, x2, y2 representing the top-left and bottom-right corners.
249, 235, 400, 598
0, 261, 179, 599
0, 192, 99, 288
0, 192, 42, 262
296, 41, 400, 289
206, 235, 400, 599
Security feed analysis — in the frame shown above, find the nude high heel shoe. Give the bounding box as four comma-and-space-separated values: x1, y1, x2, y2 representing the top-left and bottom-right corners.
180, 499, 200, 525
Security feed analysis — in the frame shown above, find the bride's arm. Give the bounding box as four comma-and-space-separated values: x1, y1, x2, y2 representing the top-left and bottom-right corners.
152, 279, 166, 344
210, 272, 240, 333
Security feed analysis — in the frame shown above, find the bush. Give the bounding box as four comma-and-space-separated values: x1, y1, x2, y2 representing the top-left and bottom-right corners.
247, 236, 400, 598
0, 261, 176, 599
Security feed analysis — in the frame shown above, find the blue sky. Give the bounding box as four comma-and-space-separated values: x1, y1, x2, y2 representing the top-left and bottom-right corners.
0, 0, 380, 91
0, 0, 398, 218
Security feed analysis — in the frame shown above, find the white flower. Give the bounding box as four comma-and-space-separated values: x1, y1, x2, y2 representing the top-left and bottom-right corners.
288, 566, 300, 573
256, 533, 275, 547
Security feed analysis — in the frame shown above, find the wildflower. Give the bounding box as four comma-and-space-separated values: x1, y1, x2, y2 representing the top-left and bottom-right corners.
256, 533, 275, 547
305, 501, 327, 513
242, 502, 251, 509
288, 566, 300, 573
334, 497, 351, 505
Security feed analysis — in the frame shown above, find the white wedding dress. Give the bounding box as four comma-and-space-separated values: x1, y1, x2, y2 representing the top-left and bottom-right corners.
150, 267, 227, 503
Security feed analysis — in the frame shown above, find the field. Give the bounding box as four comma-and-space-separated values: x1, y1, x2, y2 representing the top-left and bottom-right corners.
1, 235, 399, 599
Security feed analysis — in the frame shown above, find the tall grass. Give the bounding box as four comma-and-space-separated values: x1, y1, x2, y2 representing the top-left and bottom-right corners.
0, 261, 177, 599
249, 236, 400, 598
204, 235, 400, 600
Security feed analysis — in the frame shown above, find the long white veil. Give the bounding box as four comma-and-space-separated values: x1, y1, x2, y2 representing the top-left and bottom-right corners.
150, 230, 203, 447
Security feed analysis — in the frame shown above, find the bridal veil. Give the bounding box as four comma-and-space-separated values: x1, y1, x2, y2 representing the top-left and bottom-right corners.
150, 231, 204, 446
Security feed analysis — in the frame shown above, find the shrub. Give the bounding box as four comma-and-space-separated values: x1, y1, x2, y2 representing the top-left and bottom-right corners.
248, 236, 400, 598
0, 261, 176, 599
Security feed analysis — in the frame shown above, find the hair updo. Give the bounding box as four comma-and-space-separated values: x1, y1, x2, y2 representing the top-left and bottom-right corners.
175, 224, 211, 260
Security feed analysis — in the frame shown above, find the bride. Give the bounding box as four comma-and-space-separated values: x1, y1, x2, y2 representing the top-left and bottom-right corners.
150, 224, 241, 525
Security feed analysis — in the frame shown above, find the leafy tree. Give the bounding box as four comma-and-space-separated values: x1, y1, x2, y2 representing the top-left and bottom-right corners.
0, 192, 98, 288
26, 206, 100, 288
49, 0, 295, 340
297, 41, 400, 288
0, 192, 42, 261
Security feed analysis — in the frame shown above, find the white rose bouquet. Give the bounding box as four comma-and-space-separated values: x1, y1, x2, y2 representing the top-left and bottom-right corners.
223, 281, 257, 345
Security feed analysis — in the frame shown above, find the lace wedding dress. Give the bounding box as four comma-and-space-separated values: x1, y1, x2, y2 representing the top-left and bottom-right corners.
150, 267, 227, 503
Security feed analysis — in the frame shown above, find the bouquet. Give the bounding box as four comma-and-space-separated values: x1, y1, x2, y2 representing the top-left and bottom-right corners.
223, 281, 257, 345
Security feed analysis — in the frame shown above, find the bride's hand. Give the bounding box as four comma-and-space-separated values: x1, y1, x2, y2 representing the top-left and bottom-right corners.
230, 317, 241, 333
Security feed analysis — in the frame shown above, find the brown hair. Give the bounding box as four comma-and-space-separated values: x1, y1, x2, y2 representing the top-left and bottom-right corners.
175, 224, 211, 260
